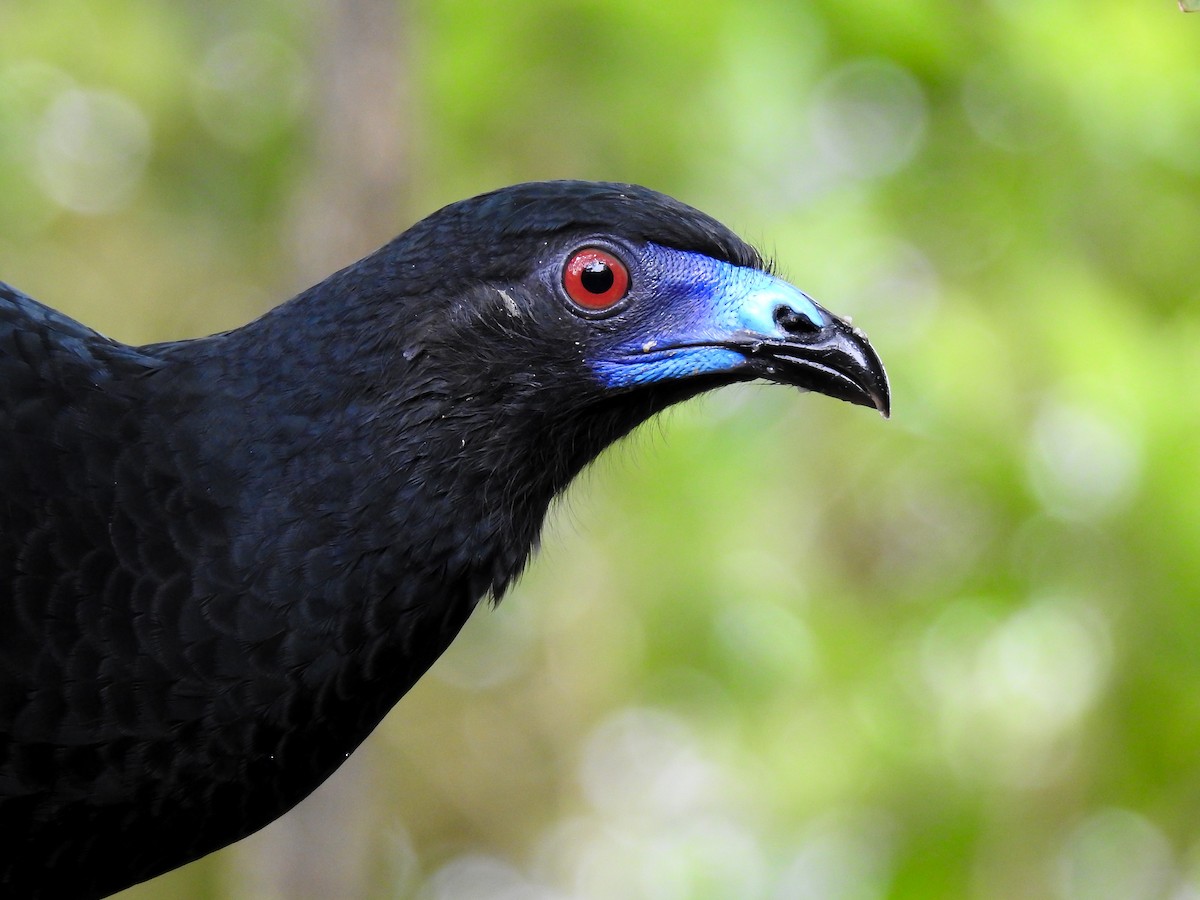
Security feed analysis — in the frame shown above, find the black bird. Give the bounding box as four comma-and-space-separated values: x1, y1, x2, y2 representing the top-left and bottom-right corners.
0, 181, 888, 897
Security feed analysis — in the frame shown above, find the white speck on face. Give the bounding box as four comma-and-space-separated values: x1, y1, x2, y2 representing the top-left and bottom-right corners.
641, 339, 658, 353
497, 289, 520, 317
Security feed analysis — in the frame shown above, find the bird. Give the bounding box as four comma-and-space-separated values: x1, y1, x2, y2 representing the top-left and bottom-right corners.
0, 180, 889, 897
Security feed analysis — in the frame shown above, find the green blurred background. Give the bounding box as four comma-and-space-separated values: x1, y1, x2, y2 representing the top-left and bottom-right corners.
3, 0, 1200, 897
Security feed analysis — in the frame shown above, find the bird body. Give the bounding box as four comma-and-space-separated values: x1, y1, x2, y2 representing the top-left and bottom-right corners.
0, 181, 888, 897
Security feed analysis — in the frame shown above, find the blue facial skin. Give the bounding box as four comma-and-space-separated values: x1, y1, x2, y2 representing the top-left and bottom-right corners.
590, 243, 828, 389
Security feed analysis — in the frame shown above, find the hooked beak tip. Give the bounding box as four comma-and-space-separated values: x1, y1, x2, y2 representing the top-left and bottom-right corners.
746, 314, 891, 417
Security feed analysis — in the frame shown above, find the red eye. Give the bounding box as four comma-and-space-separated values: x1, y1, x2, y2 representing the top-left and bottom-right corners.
563, 248, 630, 311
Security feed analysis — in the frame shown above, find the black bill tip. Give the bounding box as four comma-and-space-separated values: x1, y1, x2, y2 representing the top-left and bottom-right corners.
744, 315, 891, 417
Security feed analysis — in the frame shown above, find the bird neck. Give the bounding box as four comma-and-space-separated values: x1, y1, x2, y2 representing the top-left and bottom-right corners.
136, 277, 680, 758
160, 324, 651, 619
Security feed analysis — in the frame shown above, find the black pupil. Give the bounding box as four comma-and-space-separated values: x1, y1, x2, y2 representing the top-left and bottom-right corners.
580, 261, 614, 294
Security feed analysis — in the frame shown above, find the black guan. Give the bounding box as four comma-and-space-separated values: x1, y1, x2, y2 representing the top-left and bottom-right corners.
0, 181, 889, 897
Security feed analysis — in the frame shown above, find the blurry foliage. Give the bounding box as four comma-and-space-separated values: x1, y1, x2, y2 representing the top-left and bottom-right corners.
3, 0, 1200, 897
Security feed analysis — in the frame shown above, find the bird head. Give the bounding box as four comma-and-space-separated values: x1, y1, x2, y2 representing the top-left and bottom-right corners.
245, 181, 890, 583
377, 181, 889, 424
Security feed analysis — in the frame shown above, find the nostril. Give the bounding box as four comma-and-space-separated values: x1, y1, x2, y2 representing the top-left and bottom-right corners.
773, 305, 821, 336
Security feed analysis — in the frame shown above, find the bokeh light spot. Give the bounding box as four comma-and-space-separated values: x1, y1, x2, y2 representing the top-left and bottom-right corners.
1058, 809, 1175, 900
1027, 400, 1141, 521
811, 59, 927, 181
34, 88, 151, 215
192, 31, 308, 151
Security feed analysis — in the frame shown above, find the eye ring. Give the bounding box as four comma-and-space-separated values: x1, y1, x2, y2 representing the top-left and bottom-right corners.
563, 247, 630, 312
